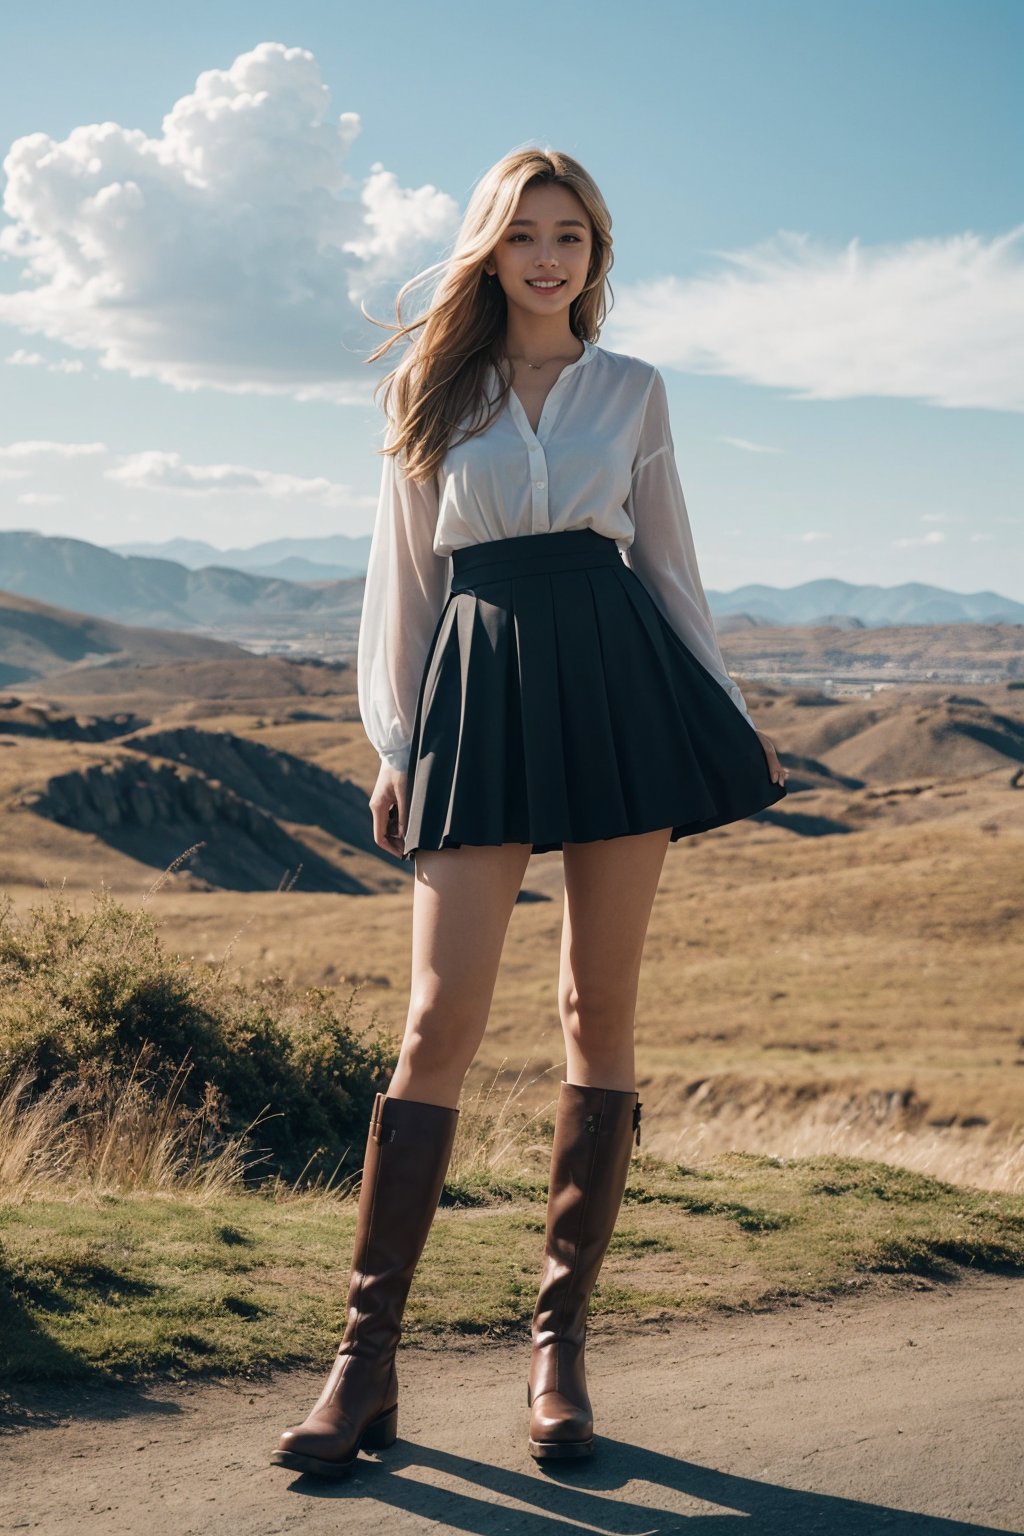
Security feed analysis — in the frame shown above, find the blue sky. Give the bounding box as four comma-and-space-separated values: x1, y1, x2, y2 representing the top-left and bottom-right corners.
1, 0, 1021, 598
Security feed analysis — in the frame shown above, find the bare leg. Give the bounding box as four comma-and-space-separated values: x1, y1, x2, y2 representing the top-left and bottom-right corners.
388, 841, 535, 1108
273, 839, 534, 1478
557, 826, 672, 1088
524, 827, 671, 1462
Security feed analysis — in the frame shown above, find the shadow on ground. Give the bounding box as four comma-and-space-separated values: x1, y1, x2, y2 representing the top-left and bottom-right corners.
279, 1436, 1013, 1535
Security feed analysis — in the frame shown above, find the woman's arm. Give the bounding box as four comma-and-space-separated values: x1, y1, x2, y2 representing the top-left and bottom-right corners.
357, 421, 451, 775
623, 366, 757, 731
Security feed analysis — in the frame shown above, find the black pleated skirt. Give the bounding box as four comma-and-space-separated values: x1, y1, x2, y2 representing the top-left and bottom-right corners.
401, 527, 786, 860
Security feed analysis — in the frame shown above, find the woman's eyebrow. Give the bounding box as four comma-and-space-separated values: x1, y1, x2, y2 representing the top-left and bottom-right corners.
508, 218, 587, 228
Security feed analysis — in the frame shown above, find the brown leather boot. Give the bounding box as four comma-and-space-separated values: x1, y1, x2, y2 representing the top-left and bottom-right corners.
271, 1090, 459, 1479
527, 1080, 642, 1460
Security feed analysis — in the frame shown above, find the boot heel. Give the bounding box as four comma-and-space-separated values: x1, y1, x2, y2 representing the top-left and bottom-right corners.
360, 1402, 398, 1450
530, 1433, 593, 1460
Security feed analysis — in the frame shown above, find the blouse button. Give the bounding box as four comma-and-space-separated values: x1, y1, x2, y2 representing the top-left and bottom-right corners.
535, 479, 545, 488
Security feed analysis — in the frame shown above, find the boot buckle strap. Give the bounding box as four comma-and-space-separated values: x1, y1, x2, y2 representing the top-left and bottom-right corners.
370, 1094, 397, 1144
632, 1101, 643, 1148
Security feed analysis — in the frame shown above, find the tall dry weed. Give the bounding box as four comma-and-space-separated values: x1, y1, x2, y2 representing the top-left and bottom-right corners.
0, 1051, 271, 1205
655, 1094, 1024, 1194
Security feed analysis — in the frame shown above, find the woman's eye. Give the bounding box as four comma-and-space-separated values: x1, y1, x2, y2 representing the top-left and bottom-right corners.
507, 233, 582, 243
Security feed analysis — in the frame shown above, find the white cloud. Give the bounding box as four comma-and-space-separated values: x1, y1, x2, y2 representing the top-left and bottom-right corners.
105, 449, 374, 508
892, 529, 947, 548
717, 435, 782, 453
4, 43, 1019, 422
0, 439, 108, 459
17, 491, 64, 505
607, 225, 1024, 413
0, 434, 374, 512
0, 43, 459, 402
798, 530, 832, 542
6, 347, 84, 373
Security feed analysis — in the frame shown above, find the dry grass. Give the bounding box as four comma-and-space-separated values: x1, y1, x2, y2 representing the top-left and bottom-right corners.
0, 1051, 562, 1208
650, 1095, 1024, 1196
5, 1034, 1020, 1213
446, 1056, 564, 1186
0, 1060, 268, 1206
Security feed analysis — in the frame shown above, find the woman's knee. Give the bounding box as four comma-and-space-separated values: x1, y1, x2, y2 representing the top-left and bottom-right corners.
399, 1000, 485, 1076
557, 986, 635, 1083
558, 980, 636, 1040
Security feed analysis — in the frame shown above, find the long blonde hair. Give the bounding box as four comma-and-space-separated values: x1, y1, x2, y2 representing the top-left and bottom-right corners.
362, 146, 614, 483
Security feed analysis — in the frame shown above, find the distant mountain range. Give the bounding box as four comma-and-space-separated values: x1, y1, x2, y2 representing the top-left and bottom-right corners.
107, 535, 1024, 626
0, 529, 362, 632
110, 534, 372, 582
1, 528, 1022, 632
711, 579, 1024, 626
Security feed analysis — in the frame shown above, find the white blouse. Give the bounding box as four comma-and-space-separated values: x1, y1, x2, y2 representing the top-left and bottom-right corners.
357, 338, 757, 773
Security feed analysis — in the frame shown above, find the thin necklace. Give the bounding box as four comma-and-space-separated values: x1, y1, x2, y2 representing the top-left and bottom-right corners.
507, 343, 585, 371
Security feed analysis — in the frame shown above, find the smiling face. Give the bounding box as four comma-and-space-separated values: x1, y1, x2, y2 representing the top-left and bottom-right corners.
483, 180, 594, 331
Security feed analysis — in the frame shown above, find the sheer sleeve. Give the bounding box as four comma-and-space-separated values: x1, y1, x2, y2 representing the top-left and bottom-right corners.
622, 367, 756, 731
357, 420, 451, 773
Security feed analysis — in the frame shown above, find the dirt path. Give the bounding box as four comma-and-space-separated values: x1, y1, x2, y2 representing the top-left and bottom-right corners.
3, 1271, 1022, 1536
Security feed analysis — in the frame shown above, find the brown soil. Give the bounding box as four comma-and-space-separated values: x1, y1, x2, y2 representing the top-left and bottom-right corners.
3, 1271, 1021, 1534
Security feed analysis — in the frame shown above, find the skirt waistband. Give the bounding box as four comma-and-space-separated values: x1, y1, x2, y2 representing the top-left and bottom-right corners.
449, 527, 623, 591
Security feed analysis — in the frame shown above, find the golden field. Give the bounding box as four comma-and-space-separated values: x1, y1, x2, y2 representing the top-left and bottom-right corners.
1, 603, 1022, 1193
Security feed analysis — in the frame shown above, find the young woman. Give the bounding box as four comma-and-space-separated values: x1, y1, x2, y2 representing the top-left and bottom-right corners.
272, 146, 788, 1480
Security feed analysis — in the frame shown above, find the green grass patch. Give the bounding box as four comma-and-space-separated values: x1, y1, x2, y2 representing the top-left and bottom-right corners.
2, 1148, 1022, 1392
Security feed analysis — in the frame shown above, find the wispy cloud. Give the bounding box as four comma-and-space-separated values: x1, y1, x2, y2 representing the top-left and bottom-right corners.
892, 529, 947, 548
717, 435, 782, 453
6, 348, 84, 373
0, 436, 373, 511
16, 491, 64, 505
0, 43, 459, 402
105, 450, 374, 507
0, 440, 107, 460
608, 225, 1024, 413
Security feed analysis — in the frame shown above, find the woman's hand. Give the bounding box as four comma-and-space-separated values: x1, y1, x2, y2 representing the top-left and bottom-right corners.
369, 763, 409, 854
754, 729, 788, 787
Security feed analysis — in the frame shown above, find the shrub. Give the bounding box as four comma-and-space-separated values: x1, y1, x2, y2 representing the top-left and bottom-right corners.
0, 886, 396, 1187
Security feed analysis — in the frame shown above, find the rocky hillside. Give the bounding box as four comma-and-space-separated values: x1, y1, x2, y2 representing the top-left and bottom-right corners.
13, 725, 400, 893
